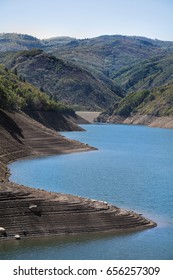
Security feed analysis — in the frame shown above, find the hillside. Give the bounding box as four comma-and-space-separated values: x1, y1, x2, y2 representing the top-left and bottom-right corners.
3, 50, 122, 110
0, 33, 42, 52
0, 109, 93, 180
0, 33, 158, 241
1, 33, 173, 121
0, 63, 74, 111
112, 53, 173, 92
48, 35, 173, 80
1, 33, 173, 97
0, 64, 88, 131
98, 84, 173, 128
2, 33, 173, 60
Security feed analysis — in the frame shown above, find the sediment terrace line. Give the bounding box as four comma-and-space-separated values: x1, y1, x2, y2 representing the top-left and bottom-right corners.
0, 110, 156, 241
0, 184, 156, 240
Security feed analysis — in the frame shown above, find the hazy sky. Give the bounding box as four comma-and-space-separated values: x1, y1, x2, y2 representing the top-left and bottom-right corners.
1, 0, 173, 40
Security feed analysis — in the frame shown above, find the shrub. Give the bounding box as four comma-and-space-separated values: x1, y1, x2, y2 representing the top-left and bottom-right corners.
0, 64, 74, 113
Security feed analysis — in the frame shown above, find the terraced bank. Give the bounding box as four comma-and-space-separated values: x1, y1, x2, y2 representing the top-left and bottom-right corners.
0, 183, 156, 240
0, 109, 156, 241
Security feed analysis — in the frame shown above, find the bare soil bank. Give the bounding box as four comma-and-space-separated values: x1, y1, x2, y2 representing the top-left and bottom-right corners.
0, 182, 156, 240
106, 114, 173, 129
0, 109, 92, 182
76, 111, 101, 123
0, 110, 156, 241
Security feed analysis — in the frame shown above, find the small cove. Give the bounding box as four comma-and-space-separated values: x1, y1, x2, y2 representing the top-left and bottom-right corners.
2, 124, 173, 259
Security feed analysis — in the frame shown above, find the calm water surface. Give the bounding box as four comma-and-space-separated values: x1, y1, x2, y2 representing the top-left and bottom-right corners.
2, 124, 173, 259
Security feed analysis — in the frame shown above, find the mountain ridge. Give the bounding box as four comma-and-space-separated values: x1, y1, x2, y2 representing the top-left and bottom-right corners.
1, 32, 173, 117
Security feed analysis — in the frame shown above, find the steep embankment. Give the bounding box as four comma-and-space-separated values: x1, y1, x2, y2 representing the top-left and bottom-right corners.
0, 182, 155, 239
0, 110, 156, 240
98, 84, 173, 128
25, 110, 88, 131
0, 109, 91, 182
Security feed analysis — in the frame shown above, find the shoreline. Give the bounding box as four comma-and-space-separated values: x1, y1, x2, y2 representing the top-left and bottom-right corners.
0, 180, 157, 242
0, 110, 157, 242
102, 114, 173, 129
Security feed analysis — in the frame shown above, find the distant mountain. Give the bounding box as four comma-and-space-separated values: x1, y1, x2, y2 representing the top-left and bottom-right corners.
1, 33, 173, 75
98, 83, 173, 124
111, 53, 173, 92
47, 35, 173, 79
0, 33, 42, 51
1, 33, 173, 85
43, 35, 173, 102
3, 49, 122, 110
1, 33, 173, 112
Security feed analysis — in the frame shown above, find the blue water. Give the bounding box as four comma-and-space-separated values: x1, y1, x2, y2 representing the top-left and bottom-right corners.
2, 124, 173, 259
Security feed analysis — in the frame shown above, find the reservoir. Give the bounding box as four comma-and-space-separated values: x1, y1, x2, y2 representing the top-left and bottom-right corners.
2, 124, 173, 259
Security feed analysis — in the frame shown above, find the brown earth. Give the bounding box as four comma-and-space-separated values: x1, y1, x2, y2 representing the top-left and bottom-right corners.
76, 111, 101, 123
25, 110, 90, 130
0, 109, 156, 241
106, 114, 173, 129
0, 182, 156, 240
0, 109, 92, 182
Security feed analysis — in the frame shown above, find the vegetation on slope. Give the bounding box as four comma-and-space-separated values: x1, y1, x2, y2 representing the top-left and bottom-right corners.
0, 64, 73, 113
112, 53, 173, 92
44, 35, 173, 107
1, 33, 173, 99
1, 33, 173, 114
0, 33, 42, 52
49, 35, 172, 79
98, 83, 173, 121
3, 50, 122, 110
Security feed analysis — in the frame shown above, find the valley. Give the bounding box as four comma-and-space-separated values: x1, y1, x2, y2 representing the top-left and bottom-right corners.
0, 32, 173, 244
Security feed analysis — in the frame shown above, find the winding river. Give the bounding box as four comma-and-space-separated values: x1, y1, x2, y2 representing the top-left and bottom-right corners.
1, 124, 173, 259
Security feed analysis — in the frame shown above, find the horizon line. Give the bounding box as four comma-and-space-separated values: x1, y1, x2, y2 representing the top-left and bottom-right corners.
0, 31, 172, 42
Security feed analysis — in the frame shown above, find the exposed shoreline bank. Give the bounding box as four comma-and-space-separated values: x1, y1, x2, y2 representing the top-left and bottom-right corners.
100, 114, 173, 129
0, 181, 156, 242
0, 110, 156, 242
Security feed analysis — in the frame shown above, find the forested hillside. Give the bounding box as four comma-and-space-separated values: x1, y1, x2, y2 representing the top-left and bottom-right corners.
98, 83, 173, 125
1, 49, 122, 110
0, 64, 72, 112
111, 53, 173, 92
1, 33, 173, 116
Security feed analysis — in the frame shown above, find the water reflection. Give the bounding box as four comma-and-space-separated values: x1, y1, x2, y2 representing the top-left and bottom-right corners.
6, 124, 173, 259
0, 230, 142, 260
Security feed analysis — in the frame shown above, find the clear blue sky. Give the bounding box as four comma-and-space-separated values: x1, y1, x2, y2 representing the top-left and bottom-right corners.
1, 0, 173, 41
